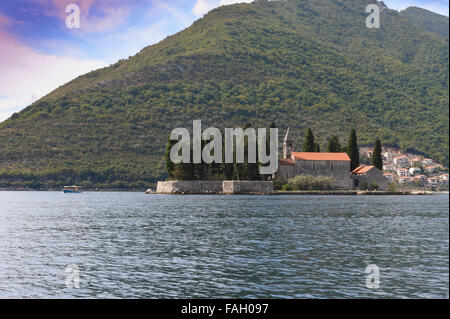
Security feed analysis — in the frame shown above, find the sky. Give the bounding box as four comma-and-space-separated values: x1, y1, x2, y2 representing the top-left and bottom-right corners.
0, 0, 448, 122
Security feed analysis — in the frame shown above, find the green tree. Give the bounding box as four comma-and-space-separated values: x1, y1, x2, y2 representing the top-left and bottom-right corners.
262, 122, 277, 181
347, 128, 360, 171
180, 147, 195, 180
223, 134, 234, 180
302, 128, 315, 152
193, 140, 206, 180
239, 122, 260, 180
266, 122, 276, 153
371, 139, 383, 170
165, 136, 176, 178
326, 136, 341, 152
314, 143, 320, 152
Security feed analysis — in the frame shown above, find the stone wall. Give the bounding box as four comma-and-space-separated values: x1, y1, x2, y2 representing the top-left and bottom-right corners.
352, 169, 389, 191
156, 181, 223, 194
295, 160, 352, 189
222, 181, 273, 194
277, 165, 296, 179
156, 180, 273, 194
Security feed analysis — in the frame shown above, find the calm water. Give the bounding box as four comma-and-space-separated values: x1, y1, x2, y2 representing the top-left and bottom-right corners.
0, 192, 448, 299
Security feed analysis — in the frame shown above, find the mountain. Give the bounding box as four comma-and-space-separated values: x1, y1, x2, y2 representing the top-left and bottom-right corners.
0, 0, 448, 189
400, 6, 449, 39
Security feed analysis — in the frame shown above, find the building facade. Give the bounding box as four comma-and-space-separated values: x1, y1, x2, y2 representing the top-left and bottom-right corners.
351, 166, 389, 190
276, 129, 352, 189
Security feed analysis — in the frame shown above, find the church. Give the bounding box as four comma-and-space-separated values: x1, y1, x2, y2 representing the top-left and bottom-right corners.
275, 128, 388, 190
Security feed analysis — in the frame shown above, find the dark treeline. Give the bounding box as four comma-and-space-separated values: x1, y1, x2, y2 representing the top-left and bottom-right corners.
0, 165, 158, 190
166, 123, 276, 181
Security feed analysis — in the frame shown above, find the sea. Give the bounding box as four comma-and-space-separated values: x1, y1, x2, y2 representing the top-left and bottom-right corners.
0, 192, 448, 298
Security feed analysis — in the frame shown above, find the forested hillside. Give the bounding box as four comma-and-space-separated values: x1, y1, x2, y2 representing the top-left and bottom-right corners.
400, 6, 449, 39
0, 0, 448, 189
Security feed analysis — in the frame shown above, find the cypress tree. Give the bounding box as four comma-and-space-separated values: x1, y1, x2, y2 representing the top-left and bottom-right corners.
240, 122, 260, 180
347, 128, 360, 171
302, 128, 315, 152
180, 146, 195, 180
165, 136, 176, 178
371, 139, 383, 170
314, 143, 320, 152
193, 140, 206, 180
222, 130, 234, 180
327, 136, 341, 152
238, 123, 250, 180
263, 122, 276, 181
266, 122, 276, 153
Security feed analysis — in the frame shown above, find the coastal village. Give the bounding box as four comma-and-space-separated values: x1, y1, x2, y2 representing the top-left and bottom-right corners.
277, 128, 448, 192
359, 146, 449, 190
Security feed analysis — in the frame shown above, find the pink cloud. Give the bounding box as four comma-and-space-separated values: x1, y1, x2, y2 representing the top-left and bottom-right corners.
28, 0, 130, 32
0, 29, 107, 121
0, 13, 25, 28
0, 13, 13, 27
82, 5, 130, 33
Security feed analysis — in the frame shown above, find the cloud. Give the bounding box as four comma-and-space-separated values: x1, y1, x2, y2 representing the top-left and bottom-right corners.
81, 5, 131, 33
192, 0, 220, 17
0, 97, 29, 122
0, 30, 107, 122
192, 0, 254, 17
220, 0, 255, 5
150, 0, 194, 27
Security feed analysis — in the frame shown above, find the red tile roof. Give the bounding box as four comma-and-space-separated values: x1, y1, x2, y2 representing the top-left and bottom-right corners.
278, 158, 295, 166
352, 165, 375, 174
291, 152, 350, 161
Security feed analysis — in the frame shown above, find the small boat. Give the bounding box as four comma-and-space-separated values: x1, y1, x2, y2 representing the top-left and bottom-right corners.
63, 186, 83, 193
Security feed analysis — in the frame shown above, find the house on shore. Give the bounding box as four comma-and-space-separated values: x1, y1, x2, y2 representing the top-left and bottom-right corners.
383, 172, 395, 182
351, 166, 388, 190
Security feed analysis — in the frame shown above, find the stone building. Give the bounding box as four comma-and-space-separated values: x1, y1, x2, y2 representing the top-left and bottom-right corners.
276, 128, 352, 189
275, 128, 389, 190
351, 166, 388, 190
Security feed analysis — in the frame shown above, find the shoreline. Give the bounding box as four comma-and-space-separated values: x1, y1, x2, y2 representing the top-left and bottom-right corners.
0, 188, 148, 192
0, 189, 447, 195
274, 190, 439, 195
153, 190, 443, 195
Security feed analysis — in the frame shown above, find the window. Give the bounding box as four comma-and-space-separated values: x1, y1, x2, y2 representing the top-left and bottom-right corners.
330, 163, 334, 170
